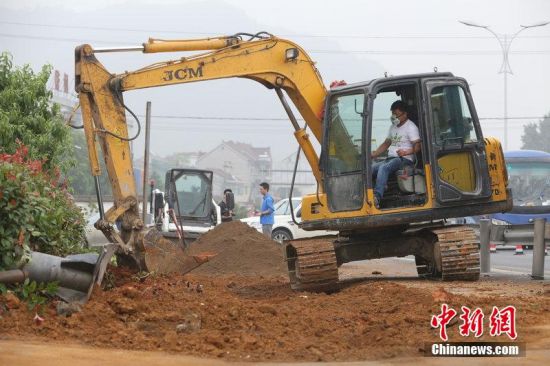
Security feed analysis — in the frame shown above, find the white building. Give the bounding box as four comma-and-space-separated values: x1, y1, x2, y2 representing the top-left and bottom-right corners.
196, 141, 271, 204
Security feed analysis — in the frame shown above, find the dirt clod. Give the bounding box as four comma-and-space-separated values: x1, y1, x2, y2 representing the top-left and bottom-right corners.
176, 312, 201, 333
240, 333, 257, 345
257, 304, 277, 315
109, 298, 137, 315
121, 286, 139, 299
307, 345, 325, 360
431, 287, 452, 302
3, 292, 20, 309
56, 302, 82, 317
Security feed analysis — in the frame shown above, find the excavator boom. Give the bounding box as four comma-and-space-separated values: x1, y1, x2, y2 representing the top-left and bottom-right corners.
75, 32, 328, 272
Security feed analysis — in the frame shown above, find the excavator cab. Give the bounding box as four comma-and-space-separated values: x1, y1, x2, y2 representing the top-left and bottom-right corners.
324, 73, 492, 212
302, 72, 507, 230
289, 73, 511, 291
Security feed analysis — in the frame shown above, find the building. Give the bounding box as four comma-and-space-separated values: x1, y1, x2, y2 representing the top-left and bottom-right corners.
196, 141, 271, 204
271, 151, 318, 200
49, 70, 80, 124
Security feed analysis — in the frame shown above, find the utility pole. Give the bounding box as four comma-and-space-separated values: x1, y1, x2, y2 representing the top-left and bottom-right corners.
459, 20, 550, 150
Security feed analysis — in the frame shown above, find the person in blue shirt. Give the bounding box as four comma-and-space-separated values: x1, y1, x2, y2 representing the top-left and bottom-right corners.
259, 182, 275, 238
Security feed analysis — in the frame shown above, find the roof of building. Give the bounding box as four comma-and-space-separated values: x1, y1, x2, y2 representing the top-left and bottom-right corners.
209, 168, 243, 183
223, 141, 271, 161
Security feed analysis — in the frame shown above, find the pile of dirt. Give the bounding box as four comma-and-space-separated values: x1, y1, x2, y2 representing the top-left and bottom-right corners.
1, 271, 549, 362
187, 221, 288, 277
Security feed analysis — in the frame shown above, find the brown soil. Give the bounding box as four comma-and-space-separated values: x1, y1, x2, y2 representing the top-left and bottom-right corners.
1, 235, 549, 363
187, 221, 287, 277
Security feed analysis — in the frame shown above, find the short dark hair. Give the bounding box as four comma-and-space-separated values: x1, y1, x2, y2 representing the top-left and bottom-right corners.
259, 182, 270, 191
223, 188, 232, 194
390, 100, 407, 113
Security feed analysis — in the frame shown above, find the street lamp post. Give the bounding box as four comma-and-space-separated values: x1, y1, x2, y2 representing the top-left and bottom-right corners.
459, 20, 550, 150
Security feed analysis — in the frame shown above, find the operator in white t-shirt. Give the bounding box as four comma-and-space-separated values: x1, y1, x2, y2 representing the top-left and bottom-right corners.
370, 101, 421, 209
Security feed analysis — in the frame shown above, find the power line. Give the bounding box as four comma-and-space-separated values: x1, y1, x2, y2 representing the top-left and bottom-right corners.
2, 20, 550, 40
137, 114, 289, 121
311, 50, 550, 55
479, 116, 547, 120
135, 114, 547, 121
0, 32, 133, 45
1, 32, 549, 56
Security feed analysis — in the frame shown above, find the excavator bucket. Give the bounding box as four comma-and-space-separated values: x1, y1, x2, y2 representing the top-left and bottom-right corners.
141, 228, 216, 274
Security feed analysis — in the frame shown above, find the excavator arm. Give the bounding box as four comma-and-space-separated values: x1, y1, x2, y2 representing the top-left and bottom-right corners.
75, 33, 328, 271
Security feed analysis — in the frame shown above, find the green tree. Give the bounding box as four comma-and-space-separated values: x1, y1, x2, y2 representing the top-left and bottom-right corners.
0, 54, 86, 269
0, 52, 73, 174
521, 114, 550, 152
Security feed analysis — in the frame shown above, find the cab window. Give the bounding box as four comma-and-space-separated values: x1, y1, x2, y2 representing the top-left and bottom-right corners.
326, 93, 364, 175
430, 85, 479, 145
324, 92, 365, 212
174, 173, 210, 217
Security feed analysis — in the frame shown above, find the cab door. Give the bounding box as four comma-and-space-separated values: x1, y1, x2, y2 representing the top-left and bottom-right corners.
423, 78, 492, 204
322, 91, 366, 212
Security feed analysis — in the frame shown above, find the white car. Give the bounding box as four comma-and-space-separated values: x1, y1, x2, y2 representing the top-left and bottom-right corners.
241, 198, 337, 242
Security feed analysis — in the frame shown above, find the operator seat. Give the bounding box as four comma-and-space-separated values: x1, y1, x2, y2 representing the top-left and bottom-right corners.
396, 145, 426, 195
395, 104, 426, 195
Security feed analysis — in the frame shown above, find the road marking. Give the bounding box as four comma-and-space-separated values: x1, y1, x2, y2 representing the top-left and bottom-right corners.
395, 258, 550, 276
354, 257, 550, 276
492, 267, 550, 276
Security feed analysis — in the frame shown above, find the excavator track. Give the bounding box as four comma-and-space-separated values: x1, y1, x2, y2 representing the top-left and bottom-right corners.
285, 239, 339, 292
416, 225, 480, 281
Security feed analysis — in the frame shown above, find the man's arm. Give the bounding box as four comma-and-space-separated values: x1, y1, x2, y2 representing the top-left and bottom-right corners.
261, 196, 275, 216
372, 138, 391, 158
413, 140, 421, 153
266, 196, 275, 214
396, 140, 421, 157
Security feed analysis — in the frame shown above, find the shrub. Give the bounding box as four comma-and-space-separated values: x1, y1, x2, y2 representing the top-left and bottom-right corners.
0, 142, 86, 270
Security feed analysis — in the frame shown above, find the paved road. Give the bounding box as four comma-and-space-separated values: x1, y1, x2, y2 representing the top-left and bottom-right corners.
488, 248, 550, 277
390, 249, 550, 277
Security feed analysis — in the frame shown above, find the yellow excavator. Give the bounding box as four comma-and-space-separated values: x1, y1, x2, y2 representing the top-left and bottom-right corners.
75, 32, 511, 290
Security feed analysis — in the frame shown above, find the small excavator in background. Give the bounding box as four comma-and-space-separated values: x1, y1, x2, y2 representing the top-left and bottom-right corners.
150, 168, 225, 246
75, 32, 511, 288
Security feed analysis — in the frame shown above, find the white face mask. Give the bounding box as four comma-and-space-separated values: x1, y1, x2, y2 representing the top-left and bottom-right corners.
390, 115, 400, 126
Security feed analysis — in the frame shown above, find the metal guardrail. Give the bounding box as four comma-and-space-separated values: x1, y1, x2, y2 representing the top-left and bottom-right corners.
479, 218, 547, 279
479, 220, 491, 273
532, 218, 547, 280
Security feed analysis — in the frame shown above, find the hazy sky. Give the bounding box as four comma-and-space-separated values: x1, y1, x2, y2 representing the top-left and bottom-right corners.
1, 0, 549, 160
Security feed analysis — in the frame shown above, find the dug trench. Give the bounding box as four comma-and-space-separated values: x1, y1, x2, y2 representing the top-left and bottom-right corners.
1, 221, 549, 362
